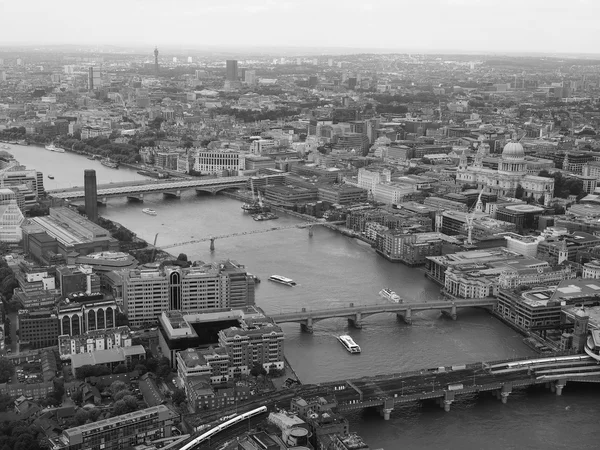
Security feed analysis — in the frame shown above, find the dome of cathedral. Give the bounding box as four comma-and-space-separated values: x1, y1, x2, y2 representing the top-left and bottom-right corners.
502, 141, 525, 160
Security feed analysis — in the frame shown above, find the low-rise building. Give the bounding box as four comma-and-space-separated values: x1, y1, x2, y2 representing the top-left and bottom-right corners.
58, 326, 133, 360
49, 405, 177, 450
19, 308, 60, 349
376, 230, 443, 266
70, 345, 146, 376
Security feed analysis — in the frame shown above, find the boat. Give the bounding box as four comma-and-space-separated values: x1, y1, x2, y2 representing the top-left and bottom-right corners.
268, 275, 296, 286
337, 335, 361, 354
45, 144, 65, 153
379, 288, 402, 303
252, 212, 278, 221
242, 202, 262, 213
17, 140, 28, 146
142, 208, 157, 216
0, 144, 10, 150
48, 174, 54, 179
101, 158, 119, 169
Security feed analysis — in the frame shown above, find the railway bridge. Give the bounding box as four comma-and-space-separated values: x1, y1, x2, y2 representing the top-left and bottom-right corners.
268, 298, 497, 332
46, 176, 249, 202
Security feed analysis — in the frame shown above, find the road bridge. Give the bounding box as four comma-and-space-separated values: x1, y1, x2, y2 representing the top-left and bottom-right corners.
269, 298, 497, 332
46, 176, 249, 201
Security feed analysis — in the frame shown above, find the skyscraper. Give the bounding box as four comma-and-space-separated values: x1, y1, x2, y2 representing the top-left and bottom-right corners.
84, 169, 98, 223
226, 60, 238, 81
154, 47, 159, 75
88, 67, 94, 90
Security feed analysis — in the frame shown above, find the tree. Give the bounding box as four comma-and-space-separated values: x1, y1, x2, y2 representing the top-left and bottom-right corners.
0, 358, 15, 383
172, 388, 186, 406
112, 364, 127, 374
110, 380, 128, 397
177, 253, 188, 262
250, 363, 267, 378
123, 395, 138, 410
515, 184, 525, 199
538, 195, 545, 205
133, 363, 147, 375
71, 389, 83, 404
74, 409, 90, 425
113, 389, 132, 402
0, 393, 12, 412
112, 399, 129, 416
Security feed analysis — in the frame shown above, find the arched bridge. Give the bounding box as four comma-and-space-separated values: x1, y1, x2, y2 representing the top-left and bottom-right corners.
268, 298, 497, 332
47, 176, 249, 201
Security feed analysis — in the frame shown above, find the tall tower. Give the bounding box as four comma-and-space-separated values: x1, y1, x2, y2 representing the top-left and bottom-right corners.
226, 60, 238, 81
154, 47, 159, 76
88, 67, 94, 91
84, 169, 98, 223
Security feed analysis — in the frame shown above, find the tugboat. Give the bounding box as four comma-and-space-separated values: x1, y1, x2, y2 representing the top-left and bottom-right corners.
101, 158, 119, 169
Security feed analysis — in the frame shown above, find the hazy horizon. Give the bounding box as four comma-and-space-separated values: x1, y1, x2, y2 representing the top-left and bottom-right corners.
2, 0, 599, 55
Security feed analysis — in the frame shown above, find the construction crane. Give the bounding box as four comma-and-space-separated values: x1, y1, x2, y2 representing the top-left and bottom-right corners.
150, 233, 159, 262
465, 190, 484, 246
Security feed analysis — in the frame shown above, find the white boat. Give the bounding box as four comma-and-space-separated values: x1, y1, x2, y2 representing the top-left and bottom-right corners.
338, 335, 361, 354
268, 275, 296, 286
379, 288, 402, 303
45, 144, 65, 153
48, 174, 54, 179
142, 208, 157, 216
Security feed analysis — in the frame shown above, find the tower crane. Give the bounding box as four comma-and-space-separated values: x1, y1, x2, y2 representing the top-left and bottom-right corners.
465, 189, 484, 246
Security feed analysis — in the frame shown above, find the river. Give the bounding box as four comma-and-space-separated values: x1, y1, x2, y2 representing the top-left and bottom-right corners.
7, 143, 597, 449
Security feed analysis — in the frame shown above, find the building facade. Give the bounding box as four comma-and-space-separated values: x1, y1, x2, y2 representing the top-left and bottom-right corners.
457, 142, 554, 205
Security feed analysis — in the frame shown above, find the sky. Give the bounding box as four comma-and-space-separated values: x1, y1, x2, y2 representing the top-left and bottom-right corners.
2, 0, 599, 55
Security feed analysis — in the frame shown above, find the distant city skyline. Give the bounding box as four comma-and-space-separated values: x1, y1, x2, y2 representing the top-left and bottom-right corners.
2, 0, 599, 56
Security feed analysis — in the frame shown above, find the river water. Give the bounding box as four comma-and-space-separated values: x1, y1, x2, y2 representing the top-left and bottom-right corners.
7, 144, 597, 449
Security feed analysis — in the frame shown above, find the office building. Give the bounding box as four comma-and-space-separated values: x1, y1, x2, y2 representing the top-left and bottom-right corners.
218, 319, 285, 375
84, 169, 98, 223
0, 169, 44, 198
154, 47, 159, 75
120, 260, 255, 326
57, 297, 117, 336
88, 67, 94, 90
55, 265, 101, 298
192, 149, 245, 175
157, 306, 268, 366
0, 188, 24, 242
226, 60, 238, 81
18, 308, 60, 349
50, 405, 177, 450
376, 230, 443, 266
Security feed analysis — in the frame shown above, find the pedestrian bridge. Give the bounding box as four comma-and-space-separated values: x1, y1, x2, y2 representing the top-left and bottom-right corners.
268, 298, 497, 332
47, 176, 249, 201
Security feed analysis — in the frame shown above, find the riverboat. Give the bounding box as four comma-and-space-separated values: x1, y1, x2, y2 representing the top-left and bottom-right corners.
101, 158, 119, 169
45, 144, 65, 153
268, 275, 296, 286
379, 288, 402, 303
252, 212, 278, 221
48, 174, 54, 179
142, 208, 157, 216
337, 335, 361, 354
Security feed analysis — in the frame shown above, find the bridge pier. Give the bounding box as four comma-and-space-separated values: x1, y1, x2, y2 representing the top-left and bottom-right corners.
163, 190, 181, 198
378, 398, 394, 420
126, 193, 144, 202
496, 383, 512, 404
555, 380, 566, 396
439, 391, 454, 412
441, 303, 457, 320
300, 318, 314, 333
348, 312, 363, 329
97, 197, 107, 206
209, 238, 215, 252
397, 308, 412, 325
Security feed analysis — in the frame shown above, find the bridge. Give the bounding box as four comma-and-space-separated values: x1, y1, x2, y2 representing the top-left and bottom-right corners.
160, 221, 342, 251
46, 176, 249, 201
190, 354, 600, 433
268, 298, 497, 332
